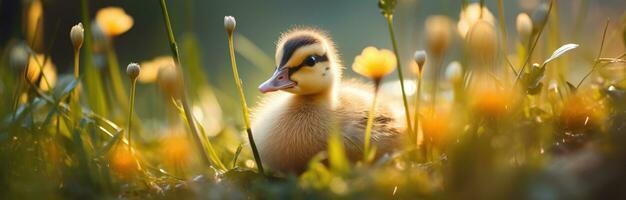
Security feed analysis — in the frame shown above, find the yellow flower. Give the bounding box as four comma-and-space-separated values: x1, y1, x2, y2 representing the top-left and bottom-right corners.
457, 3, 495, 39
470, 81, 518, 118
421, 109, 450, 144
27, 0, 43, 50
95, 7, 134, 37
352, 46, 397, 81
138, 56, 181, 97
138, 56, 175, 83
26, 54, 57, 91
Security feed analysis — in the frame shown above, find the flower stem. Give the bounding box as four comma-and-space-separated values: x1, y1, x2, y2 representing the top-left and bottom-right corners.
431, 56, 443, 112
71, 49, 83, 125
105, 41, 129, 109
227, 33, 264, 174
384, 15, 413, 135
74, 51, 80, 79
514, 0, 554, 86
412, 74, 422, 146
127, 79, 136, 151
158, 0, 211, 167
576, 19, 609, 89
364, 82, 380, 160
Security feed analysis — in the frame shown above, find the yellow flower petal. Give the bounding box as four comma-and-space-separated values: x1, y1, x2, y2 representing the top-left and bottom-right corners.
26, 54, 56, 91
352, 46, 397, 80
139, 56, 175, 83
96, 7, 134, 37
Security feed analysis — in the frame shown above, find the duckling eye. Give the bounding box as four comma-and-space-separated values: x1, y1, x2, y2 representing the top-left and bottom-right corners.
303, 56, 317, 67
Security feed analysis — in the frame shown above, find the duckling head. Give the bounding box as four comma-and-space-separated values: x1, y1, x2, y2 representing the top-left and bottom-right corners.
259, 28, 341, 95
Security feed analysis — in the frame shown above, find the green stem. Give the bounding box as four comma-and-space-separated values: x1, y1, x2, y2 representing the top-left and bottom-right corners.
158, 0, 211, 167
514, 0, 554, 86
127, 80, 136, 151
80, 0, 109, 117
228, 33, 264, 174
431, 57, 442, 112
11, 72, 23, 120
74, 51, 80, 79
105, 41, 129, 109
496, 0, 518, 76
384, 15, 413, 135
412, 74, 422, 146
364, 82, 380, 160
71, 49, 83, 125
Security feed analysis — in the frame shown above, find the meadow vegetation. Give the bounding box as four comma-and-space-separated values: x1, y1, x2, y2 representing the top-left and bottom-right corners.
2, 0, 626, 199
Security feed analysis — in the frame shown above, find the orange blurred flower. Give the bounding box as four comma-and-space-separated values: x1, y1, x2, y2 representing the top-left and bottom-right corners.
420, 109, 450, 144
471, 84, 517, 118
109, 147, 138, 178
95, 7, 134, 37
161, 134, 192, 167
560, 95, 600, 130
352, 46, 397, 81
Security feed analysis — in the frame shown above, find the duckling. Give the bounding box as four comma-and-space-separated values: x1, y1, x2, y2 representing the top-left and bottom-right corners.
252, 28, 405, 174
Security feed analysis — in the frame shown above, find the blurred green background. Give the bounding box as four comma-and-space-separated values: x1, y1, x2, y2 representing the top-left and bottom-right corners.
1, 0, 624, 118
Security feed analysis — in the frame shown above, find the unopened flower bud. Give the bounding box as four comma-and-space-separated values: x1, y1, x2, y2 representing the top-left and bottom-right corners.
445, 61, 463, 85
425, 15, 452, 56
70, 22, 84, 50
413, 50, 427, 73
466, 20, 497, 65
378, 0, 397, 17
224, 16, 236, 35
516, 13, 533, 43
126, 63, 141, 80
10, 43, 29, 70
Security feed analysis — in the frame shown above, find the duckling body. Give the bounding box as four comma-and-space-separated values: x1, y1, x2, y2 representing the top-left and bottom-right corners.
252, 28, 404, 173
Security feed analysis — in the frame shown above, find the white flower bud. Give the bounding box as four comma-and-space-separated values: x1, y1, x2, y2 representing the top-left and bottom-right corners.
224, 16, 236, 35
10, 43, 29, 70
445, 61, 463, 85
126, 63, 141, 80
516, 13, 533, 42
466, 20, 497, 65
70, 22, 84, 50
425, 15, 452, 56
413, 50, 427, 73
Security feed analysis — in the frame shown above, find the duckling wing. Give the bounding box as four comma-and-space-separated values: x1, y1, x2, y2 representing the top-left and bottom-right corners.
337, 79, 406, 156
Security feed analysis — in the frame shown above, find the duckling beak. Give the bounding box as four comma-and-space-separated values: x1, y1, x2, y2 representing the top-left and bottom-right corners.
259, 67, 297, 93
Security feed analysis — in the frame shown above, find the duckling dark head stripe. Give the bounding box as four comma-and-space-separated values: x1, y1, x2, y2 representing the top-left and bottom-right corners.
280, 36, 319, 67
